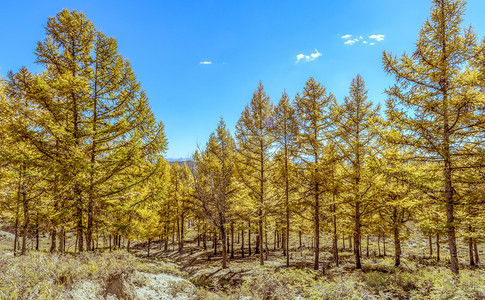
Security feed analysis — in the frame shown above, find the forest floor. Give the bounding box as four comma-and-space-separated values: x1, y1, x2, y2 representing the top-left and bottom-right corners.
2, 225, 485, 299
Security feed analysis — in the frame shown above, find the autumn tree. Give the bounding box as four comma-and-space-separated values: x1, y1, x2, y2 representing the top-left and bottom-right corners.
5, 9, 166, 253
236, 82, 275, 266
336, 74, 380, 269
273, 91, 298, 267
193, 119, 236, 268
294, 77, 336, 271
383, 0, 484, 275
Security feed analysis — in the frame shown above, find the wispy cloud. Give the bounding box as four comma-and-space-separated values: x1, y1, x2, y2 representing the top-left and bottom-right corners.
369, 34, 385, 42
340, 33, 385, 46
296, 49, 322, 63
199, 61, 213, 65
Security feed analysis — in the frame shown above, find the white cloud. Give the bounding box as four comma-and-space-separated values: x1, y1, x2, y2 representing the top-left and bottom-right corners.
344, 39, 359, 45
199, 61, 213, 65
341, 34, 352, 39
369, 34, 385, 42
370, 42, 375, 45
359, 36, 363, 39
296, 49, 322, 63
363, 41, 368, 44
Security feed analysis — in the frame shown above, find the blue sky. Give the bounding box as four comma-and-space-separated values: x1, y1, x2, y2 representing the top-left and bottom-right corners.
2, 0, 485, 159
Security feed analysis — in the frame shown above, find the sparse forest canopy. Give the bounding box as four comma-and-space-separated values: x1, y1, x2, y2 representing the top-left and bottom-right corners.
2, 2, 485, 292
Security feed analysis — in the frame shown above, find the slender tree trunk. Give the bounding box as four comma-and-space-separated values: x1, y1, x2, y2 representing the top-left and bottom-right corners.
429, 233, 433, 258
378, 234, 381, 256
265, 229, 269, 261
332, 204, 338, 266
21, 184, 28, 255
474, 239, 480, 264
231, 222, 235, 259
255, 234, 260, 254
147, 238, 151, 257
14, 202, 19, 256
299, 230, 302, 249
14, 178, 21, 256
213, 231, 217, 255
343, 234, 345, 250
259, 210, 264, 265
436, 233, 440, 262
58, 227, 65, 253
354, 202, 362, 269
180, 213, 185, 252
394, 227, 401, 267
241, 228, 245, 258
248, 221, 252, 256
469, 237, 475, 267
50, 229, 57, 253
383, 235, 386, 256
274, 228, 277, 250
203, 225, 207, 250
366, 235, 369, 257
76, 188, 84, 253
35, 213, 39, 251
314, 183, 320, 271
221, 224, 227, 268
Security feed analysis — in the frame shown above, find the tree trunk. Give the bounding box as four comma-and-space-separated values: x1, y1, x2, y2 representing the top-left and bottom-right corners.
58, 227, 65, 253
241, 229, 245, 258
436, 233, 440, 262
248, 221, 252, 256
314, 183, 320, 271
332, 204, 338, 266
378, 234, 381, 256
474, 239, 480, 264
21, 184, 28, 255
75, 185, 84, 253
354, 202, 362, 269
203, 225, 207, 250
469, 237, 475, 267
147, 238, 151, 257
255, 234, 260, 254
394, 227, 401, 267
383, 235, 386, 256
231, 222, 235, 259
50, 229, 57, 253
429, 233, 433, 258
265, 229, 269, 261
259, 212, 264, 265
473, 238, 480, 265
221, 224, 227, 269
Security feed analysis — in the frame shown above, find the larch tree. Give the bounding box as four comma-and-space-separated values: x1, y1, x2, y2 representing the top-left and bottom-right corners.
336, 74, 380, 269
193, 118, 236, 268
383, 0, 484, 275
273, 91, 298, 267
294, 77, 336, 271
6, 9, 166, 253
236, 82, 275, 266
